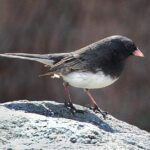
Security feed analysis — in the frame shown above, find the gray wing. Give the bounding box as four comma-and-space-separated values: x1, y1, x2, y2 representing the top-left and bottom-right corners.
49, 47, 97, 74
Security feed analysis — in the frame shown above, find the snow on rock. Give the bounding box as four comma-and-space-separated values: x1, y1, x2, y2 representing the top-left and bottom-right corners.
0, 100, 150, 150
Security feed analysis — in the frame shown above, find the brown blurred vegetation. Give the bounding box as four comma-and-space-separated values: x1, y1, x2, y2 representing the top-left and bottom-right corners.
0, 0, 149, 131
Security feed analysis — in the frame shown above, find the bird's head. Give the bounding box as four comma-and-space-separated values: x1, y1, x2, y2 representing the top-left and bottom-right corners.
108, 35, 144, 61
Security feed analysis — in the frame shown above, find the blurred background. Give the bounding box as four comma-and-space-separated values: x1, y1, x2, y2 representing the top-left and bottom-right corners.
0, 0, 149, 131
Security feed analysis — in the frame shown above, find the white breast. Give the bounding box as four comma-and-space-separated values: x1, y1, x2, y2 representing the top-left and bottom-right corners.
62, 71, 118, 89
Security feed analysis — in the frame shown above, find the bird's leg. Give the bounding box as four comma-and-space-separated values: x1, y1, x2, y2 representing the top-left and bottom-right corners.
84, 89, 108, 119
63, 82, 83, 113
63, 82, 72, 106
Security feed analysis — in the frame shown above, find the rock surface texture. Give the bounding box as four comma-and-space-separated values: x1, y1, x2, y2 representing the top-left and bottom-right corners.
0, 100, 150, 150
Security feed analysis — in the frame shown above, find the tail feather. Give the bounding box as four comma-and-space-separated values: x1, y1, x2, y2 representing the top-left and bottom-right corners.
0, 53, 67, 66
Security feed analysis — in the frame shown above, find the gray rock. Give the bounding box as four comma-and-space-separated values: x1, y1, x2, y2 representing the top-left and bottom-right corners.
0, 100, 149, 150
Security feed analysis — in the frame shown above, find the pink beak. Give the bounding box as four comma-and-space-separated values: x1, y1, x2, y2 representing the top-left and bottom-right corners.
133, 49, 144, 57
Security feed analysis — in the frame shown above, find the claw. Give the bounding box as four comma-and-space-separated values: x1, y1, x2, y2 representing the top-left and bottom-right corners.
64, 101, 84, 114
92, 105, 108, 119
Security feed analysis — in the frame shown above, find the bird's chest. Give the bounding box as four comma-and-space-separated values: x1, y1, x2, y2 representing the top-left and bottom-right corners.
62, 71, 118, 89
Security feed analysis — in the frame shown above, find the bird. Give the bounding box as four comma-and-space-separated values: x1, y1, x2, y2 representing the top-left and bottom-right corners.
0, 35, 144, 118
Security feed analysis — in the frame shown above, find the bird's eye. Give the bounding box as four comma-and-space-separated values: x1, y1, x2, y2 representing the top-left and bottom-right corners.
126, 43, 136, 52
126, 44, 131, 49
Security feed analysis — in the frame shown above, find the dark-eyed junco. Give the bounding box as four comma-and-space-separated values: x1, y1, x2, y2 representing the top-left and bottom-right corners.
0, 35, 144, 118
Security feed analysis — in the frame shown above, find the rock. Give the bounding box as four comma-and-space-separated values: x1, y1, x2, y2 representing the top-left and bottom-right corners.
0, 100, 150, 150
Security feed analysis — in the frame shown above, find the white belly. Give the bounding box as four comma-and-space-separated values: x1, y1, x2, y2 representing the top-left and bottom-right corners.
62, 71, 118, 89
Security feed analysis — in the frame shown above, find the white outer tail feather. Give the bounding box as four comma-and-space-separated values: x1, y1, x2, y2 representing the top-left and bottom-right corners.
0, 53, 54, 66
